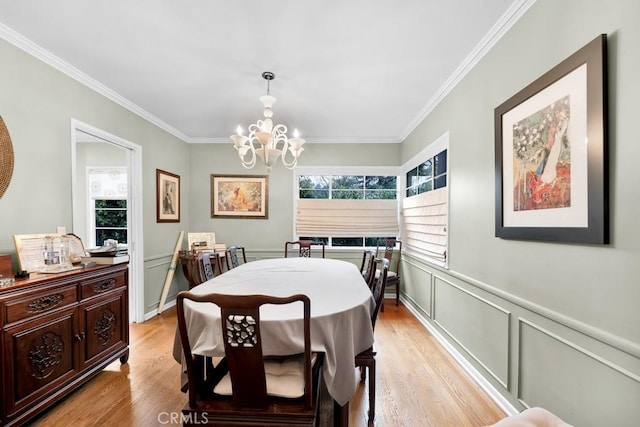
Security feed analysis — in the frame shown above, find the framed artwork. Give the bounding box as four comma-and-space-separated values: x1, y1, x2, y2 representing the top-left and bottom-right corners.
494, 34, 608, 244
156, 169, 180, 223
211, 174, 268, 219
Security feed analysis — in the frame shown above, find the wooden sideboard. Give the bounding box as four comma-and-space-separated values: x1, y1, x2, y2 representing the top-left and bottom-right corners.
0, 263, 129, 426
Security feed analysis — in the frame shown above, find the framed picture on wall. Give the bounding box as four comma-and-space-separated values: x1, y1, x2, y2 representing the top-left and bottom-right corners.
211, 174, 268, 219
494, 34, 608, 244
156, 169, 180, 223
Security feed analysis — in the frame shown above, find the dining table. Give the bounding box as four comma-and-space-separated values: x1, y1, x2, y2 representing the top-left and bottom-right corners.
172, 256, 376, 425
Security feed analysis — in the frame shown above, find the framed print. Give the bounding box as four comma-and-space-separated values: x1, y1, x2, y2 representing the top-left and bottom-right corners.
211, 174, 268, 219
156, 169, 180, 223
494, 34, 608, 244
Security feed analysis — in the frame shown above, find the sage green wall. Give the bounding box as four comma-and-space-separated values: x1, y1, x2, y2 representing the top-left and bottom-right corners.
0, 38, 191, 315
400, 0, 639, 425
187, 142, 400, 252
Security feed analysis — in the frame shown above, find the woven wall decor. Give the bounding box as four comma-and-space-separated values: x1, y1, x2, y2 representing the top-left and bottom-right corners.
0, 116, 14, 199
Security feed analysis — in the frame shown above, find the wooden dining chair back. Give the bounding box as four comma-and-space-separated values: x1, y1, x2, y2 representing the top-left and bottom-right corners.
370, 258, 389, 330
176, 291, 323, 425
355, 257, 388, 422
284, 240, 326, 258
375, 239, 402, 306
196, 252, 223, 284
360, 249, 377, 289
225, 245, 247, 270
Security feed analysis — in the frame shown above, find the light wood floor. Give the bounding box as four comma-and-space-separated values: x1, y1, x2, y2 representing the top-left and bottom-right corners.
31, 301, 506, 427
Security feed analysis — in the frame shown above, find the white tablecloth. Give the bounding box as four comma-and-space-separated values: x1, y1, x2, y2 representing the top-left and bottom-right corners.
174, 257, 375, 406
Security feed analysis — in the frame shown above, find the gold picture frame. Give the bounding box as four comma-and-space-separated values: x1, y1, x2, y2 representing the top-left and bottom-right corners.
211, 174, 269, 219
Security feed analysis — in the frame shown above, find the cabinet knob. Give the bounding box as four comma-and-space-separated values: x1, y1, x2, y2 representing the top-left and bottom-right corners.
74, 332, 86, 341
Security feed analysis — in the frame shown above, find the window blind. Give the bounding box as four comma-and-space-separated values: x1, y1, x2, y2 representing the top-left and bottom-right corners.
296, 199, 399, 237
401, 187, 447, 263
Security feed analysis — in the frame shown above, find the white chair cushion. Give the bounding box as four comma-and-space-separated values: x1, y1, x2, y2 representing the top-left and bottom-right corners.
374, 269, 396, 279
213, 354, 305, 398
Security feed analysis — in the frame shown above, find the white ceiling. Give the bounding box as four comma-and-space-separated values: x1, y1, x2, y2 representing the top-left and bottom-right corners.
0, 0, 528, 144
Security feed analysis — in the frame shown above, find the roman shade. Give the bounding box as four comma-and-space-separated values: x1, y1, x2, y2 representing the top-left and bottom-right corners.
296, 199, 399, 237
401, 187, 447, 263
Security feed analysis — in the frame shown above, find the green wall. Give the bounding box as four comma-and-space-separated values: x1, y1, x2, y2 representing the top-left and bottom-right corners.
0, 36, 191, 317
186, 142, 400, 250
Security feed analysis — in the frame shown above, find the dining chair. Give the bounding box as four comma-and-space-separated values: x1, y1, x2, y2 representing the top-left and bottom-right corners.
360, 249, 377, 289
375, 239, 402, 307
196, 252, 225, 284
176, 291, 324, 426
225, 245, 247, 270
284, 240, 326, 258
355, 257, 388, 422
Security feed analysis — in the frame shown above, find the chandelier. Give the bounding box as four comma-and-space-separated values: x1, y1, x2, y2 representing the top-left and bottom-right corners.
231, 72, 305, 171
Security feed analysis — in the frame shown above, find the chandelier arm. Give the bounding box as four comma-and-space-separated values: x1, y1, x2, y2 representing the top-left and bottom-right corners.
280, 142, 298, 169
237, 137, 257, 168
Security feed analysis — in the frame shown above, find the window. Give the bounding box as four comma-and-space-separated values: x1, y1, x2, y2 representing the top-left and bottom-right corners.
94, 199, 128, 246
87, 168, 128, 248
402, 133, 449, 266
406, 150, 447, 197
295, 169, 399, 247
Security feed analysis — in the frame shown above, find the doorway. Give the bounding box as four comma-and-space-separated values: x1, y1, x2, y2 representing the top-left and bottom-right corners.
71, 119, 144, 323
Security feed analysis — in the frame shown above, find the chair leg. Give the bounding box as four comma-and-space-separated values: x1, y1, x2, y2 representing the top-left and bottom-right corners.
396, 280, 400, 305
360, 365, 366, 382
368, 359, 376, 422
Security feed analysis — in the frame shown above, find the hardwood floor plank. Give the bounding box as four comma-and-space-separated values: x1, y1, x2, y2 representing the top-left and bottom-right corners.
29, 300, 506, 427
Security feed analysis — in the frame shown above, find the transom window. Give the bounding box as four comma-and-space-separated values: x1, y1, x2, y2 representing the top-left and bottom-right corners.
406, 149, 447, 197
299, 175, 397, 200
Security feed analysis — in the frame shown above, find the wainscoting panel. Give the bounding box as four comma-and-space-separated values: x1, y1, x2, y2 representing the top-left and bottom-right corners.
433, 276, 511, 387
518, 319, 640, 427
399, 253, 640, 425
144, 253, 187, 315
402, 259, 433, 317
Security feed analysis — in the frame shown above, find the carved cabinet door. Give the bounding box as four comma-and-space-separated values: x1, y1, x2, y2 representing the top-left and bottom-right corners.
3, 307, 80, 415
80, 289, 128, 368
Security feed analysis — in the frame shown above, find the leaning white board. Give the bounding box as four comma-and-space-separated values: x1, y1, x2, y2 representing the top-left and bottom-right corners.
158, 230, 184, 314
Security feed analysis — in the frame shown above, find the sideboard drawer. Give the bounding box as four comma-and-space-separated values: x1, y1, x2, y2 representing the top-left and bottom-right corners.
4, 285, 78, 324
80, 272, 126, 300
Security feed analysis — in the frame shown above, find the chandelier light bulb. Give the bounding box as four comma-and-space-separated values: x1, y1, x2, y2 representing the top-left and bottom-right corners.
236, 125, 243, 135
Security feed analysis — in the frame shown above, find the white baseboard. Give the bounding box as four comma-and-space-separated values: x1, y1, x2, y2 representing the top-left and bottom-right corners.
144, 299, 177, 322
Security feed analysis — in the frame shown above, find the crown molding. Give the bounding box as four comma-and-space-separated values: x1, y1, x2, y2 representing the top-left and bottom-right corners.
190, 136, 402, 144
0, 22, 190, 143
1, 1, 535, 145
398, 0, 537, 141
